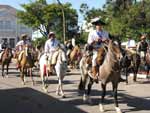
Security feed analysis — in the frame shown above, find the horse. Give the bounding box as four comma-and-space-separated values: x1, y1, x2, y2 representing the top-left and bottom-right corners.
79, 40, 123, 113
120, 50, 141, 84
69, 45, 82, 69
0, 48, 13, 77
39, 47, 67, 97
145, 47, 150, 79
18, 44, 35, 85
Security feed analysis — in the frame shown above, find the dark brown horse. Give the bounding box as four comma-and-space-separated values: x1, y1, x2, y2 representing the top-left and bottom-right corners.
79, 40, 123, 113
18, 44, 35, 85
120, 50, 141, 84
0, 48, 13, 77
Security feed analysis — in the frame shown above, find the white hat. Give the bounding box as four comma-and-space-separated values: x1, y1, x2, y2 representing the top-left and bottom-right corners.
48, 32, 55, 38
91, 17, 106, 25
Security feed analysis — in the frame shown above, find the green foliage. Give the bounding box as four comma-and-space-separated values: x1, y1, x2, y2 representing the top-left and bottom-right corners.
80, 0, 150, 42
32, 37, 47, 48
17, 0, 78, 42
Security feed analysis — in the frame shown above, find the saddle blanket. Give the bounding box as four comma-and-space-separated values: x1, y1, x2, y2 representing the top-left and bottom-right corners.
0, 51, 4, 61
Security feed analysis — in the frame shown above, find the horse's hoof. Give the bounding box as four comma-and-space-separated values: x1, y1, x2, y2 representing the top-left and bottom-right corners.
61, 94, 66, 98
56, 91, 60, 96
115, 107, 122, 113
42, 87, 48, 93
22, 82, 25, 85
87, 97, 93, 105
83, 94, 87, 102
99, 104, 105, 112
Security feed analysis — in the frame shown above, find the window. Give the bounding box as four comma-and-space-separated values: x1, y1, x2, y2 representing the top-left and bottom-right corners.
0, 20, 4, 29
5, 21, 12, 30
9, 38, 15, 48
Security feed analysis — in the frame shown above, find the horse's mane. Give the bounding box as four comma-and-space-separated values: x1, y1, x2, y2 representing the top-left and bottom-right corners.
102, 41, 120, 72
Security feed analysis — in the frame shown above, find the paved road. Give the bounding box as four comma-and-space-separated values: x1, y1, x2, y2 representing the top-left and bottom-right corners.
0, 61, 150, 113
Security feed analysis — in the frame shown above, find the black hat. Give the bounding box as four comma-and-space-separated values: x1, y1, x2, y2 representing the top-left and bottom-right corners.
91, 17, 106, 25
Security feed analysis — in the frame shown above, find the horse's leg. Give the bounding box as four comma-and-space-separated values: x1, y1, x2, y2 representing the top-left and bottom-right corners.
41, 72, 48, 93
2, 64, 4, 77
20, 68, 25, 85
57, 77, 65, 98
29, 68, 34, 85
99, 83, 106, 112
112, 82, 122, 113
6, 64, 9, 78
125, 67, 128, 84
83, 78, 93, 104
133, 66, 138, 82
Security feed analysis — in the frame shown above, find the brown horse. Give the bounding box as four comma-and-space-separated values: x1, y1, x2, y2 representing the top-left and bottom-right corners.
69, 45, 82, 68
0, 48, 13, 77
145, 47, 150, 79
79, 40, 123, 113
18, 44, 35, 85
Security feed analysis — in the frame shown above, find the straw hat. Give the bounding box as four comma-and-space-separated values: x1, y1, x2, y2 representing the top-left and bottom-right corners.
48, 32, 55, 38
140, 35, 146, 40
21, 34, 27, 40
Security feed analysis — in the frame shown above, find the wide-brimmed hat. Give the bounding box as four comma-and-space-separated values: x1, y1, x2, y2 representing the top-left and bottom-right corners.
140, 35, 146, 40
21, 34, 27, 39
48, 32, 55, 38
91, 17, 106, 25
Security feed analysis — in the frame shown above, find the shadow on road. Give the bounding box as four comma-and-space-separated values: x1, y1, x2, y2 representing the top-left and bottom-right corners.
0, 87, 87, 113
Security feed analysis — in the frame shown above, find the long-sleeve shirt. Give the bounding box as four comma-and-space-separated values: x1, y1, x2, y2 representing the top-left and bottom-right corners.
44, 38, 60, 53
87, 30, 109, 49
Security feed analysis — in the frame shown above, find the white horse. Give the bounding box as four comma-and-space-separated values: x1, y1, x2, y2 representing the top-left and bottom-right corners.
39, 47, 67, 97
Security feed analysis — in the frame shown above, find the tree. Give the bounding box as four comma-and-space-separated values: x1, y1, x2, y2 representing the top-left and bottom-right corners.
17, 0, 78, 42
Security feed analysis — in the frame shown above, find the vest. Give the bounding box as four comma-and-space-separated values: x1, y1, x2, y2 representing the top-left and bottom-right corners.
139, 41, 148, 52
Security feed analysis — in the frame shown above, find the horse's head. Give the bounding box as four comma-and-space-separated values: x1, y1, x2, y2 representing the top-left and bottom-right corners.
108, 40, 123, 61
4, 48, 13, 58
58, 48, 67, 64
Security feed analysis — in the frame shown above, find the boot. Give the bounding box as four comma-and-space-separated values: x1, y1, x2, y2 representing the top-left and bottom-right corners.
88, 66, 98, 83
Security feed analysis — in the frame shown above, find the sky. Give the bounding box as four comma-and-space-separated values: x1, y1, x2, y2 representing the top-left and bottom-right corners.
0, 0, 106, 24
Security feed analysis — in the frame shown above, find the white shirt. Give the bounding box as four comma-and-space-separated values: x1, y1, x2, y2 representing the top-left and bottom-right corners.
87, 29, 109, 49
126, 39, 136, 49
16, 40, 31, 51
44, 38, 60, 53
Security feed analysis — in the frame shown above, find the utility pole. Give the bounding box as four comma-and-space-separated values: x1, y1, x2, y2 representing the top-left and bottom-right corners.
56, 0, 66, 43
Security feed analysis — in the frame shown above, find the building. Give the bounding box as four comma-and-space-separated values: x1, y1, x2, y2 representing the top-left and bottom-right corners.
0, 5, 32, 48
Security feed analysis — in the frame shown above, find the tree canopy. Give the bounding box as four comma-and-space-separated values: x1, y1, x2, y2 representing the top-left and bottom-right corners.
17, 0, 78, 42
80, 0, 150, 41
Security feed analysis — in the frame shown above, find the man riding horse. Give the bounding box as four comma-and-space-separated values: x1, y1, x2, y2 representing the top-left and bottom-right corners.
44, 31, 60, 74
87, 17, 110, 82
15, 34, 32, 69
137, 34, 148, 61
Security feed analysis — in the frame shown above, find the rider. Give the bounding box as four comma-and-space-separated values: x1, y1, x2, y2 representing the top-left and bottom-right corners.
44, 31, 60, 73
15, 34, 32, 68
87, 17, 110, 82
125, 36, 136, 55
137, 34, 148, 60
